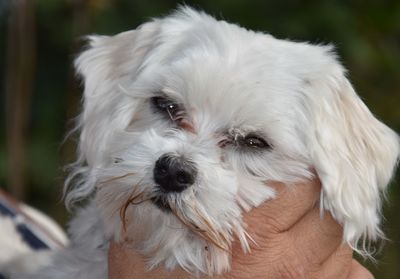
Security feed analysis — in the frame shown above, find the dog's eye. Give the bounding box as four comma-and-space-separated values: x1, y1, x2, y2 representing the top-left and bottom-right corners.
240, 134, 271, 149
151, 96, 181, 120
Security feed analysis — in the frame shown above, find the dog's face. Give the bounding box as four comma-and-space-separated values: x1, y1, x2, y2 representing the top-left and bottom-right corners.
67, 7, 399, 275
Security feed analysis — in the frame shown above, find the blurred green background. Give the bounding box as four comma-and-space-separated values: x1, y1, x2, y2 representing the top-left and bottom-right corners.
0, 0, 399, 277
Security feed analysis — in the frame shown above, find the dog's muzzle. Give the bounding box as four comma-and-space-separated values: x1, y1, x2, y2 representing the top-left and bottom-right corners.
153, 153, 197, 193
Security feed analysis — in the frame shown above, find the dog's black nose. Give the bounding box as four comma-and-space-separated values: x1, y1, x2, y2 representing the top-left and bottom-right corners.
153, 154, 197, 193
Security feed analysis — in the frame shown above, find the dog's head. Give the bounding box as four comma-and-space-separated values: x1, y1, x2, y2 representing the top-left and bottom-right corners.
66, 7, 399, 275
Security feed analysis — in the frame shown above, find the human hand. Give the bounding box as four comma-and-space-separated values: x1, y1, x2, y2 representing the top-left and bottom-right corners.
108, 179, 374, 278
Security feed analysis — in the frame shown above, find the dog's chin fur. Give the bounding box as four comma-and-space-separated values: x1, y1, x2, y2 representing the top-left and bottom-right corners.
10, 6, 399, 279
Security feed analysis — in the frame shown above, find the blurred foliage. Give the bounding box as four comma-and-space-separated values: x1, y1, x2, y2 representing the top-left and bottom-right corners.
0, 0, 399, 278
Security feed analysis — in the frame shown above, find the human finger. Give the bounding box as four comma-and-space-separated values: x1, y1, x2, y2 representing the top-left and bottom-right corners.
289, 207, 344, 265
244, 177, 321, 236
310, 244, 353, 279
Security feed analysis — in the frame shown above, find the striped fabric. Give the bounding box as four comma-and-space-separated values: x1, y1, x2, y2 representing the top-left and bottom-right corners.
0, 189, 67, 277
0, 199, 49, 250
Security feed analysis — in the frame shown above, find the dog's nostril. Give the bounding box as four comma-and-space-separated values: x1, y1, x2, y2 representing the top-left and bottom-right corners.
154, 154, 197, 192
176, 170, 194, 185
157, 166, 168, 175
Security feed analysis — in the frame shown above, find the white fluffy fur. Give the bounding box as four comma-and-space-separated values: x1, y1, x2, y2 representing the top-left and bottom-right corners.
11, 7, 400, 278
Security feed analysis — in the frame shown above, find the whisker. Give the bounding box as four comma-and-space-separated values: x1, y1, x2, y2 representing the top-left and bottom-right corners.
116, 185, 234, 253
98, 172, 136, 186
129, 196, 153, 205
120, 190, 145, 232
169, 201, 230, 252
193, 206, 231, 252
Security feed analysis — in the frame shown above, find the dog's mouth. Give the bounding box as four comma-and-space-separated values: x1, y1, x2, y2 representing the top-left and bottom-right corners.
151, 196, 171, 212
119, 189, 235, 252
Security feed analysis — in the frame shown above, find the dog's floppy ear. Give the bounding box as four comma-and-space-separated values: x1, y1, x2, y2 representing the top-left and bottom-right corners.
308, 58, 399, 253
74, 21, 160, 167
65, 21, 160, 207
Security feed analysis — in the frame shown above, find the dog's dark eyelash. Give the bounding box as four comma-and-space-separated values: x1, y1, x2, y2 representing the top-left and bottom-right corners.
151, 96, 184, 121
151, 96, 178, 113
220, 131, 271, 151
239, 134, 271, 149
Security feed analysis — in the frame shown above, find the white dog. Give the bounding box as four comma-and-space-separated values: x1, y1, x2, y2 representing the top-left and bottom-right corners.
10, 6, 400, 278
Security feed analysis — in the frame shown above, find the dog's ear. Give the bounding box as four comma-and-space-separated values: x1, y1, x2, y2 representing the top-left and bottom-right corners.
308, 58, 399, 253
74, 21, 160, 167
65, 22, 161, 207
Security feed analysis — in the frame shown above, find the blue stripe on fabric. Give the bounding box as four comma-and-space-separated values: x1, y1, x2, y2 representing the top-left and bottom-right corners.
16, 224, 49, 250
0, 200, 16, 217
